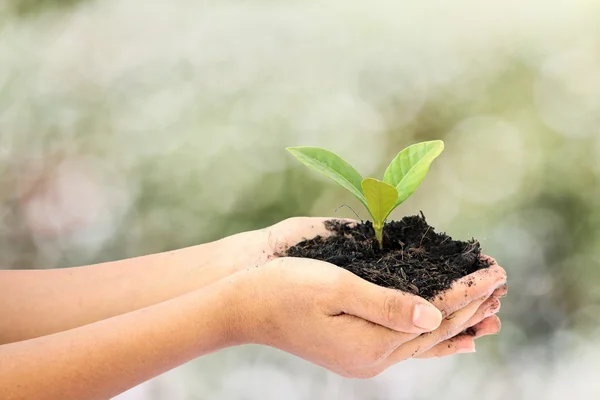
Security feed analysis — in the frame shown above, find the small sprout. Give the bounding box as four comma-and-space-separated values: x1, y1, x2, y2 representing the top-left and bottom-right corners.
286, 140, 444, 248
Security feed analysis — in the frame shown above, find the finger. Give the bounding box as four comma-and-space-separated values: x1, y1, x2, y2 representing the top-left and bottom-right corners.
417, 316, 502, 360
437, 297, 500, 343
415, 335, 476, 359
493, 283, 508, 298
468, 315, 501, 339
425, 298, 500, 344
273, 217, 357, 248
480, 254, 498, 265
339, 271, 442, 334
480, 256, 508, 298
431, 263, 506, 319
426, 297, 500, 346
381, 295, 487, 365
462, 297, 501, 328
404, 317, 502, 360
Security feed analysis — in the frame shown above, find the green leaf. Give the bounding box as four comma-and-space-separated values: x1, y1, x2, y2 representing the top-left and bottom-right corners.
383, 140, 444, 206
361, 178, 399, 225
286, 146, 367, 208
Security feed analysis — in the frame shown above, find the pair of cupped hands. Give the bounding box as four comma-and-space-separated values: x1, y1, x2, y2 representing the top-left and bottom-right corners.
209, 217, 507, 379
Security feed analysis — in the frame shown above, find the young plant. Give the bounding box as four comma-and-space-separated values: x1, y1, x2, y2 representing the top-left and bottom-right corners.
286, 140, 444, 248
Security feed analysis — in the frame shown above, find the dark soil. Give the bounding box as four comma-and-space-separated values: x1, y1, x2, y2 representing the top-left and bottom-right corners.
286, 212, 491, 301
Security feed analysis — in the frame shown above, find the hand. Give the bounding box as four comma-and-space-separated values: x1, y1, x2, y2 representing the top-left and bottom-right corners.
416, 278, 507, 358
215, 217, 507, 358
226, 257, 507, 378
212, 217, 347, 270
412, 255, 508, 358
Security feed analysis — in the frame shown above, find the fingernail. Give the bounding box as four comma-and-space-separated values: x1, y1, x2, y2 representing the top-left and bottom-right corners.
412, 304, 442, 331
457, 346, 476, 354
485, 298, 501, 317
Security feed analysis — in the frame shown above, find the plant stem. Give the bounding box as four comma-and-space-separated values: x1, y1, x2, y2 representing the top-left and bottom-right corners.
374, 222, 384, 249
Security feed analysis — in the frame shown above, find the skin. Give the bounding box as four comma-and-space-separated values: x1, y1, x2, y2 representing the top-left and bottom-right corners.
0, 217, 507, 399
0, 217, 344, 343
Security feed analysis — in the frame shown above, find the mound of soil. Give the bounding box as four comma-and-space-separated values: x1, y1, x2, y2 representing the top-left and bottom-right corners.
286, 212, 490, 301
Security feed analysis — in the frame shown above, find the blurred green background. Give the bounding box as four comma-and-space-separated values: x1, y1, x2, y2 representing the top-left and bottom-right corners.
1, 0, 600, 399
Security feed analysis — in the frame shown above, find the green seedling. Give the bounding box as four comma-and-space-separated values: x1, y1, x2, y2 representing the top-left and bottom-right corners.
286, 140, 444, 248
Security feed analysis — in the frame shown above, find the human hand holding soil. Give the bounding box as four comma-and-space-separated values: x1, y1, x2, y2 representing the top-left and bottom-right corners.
1, 215, 505, 358
216, 216, 507, 353
226, 256, 507, 378
0, 217, 506, 398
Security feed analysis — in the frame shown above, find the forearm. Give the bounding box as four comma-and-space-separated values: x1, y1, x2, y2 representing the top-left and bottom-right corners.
0, 279, 241, 400
0, 231, 258, 344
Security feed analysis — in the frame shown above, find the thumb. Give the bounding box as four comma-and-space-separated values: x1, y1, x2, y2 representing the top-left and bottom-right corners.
338, 272, 442, 334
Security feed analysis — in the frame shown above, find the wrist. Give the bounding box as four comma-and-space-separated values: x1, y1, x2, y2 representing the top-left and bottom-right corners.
216, 265, 276, 347
170, 231, 258, 290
